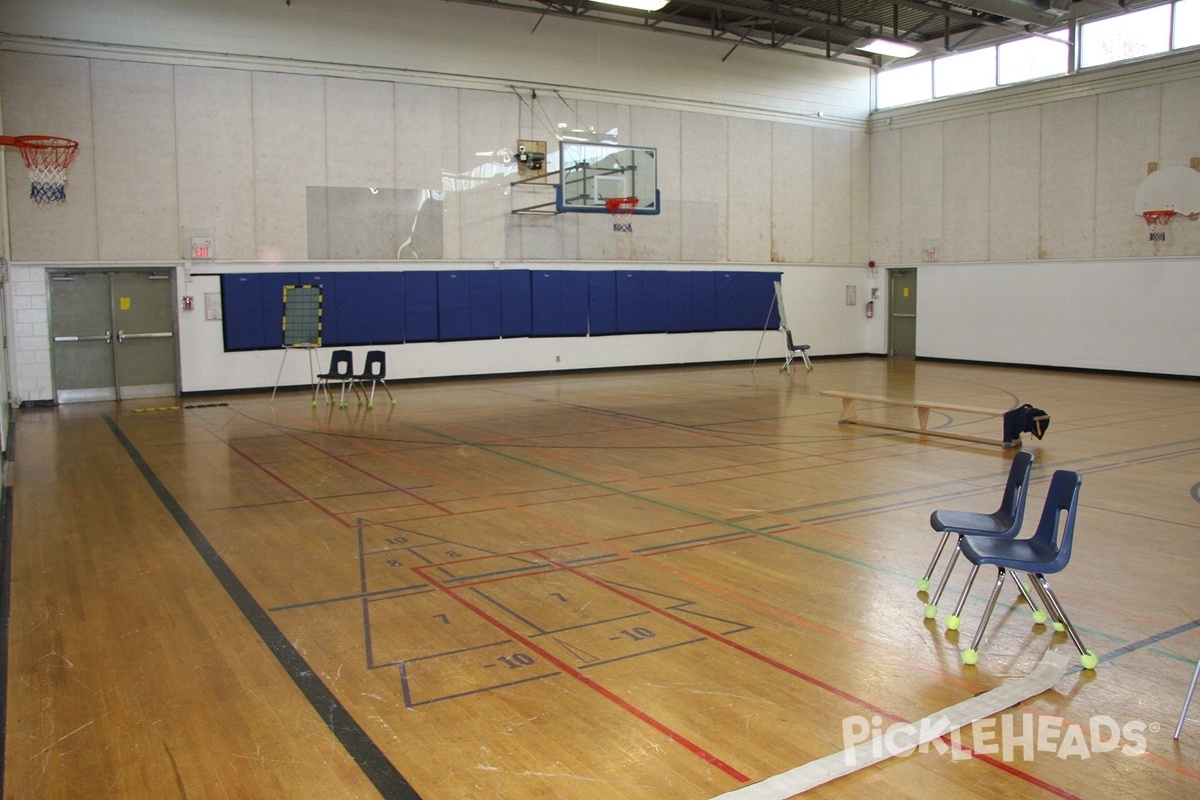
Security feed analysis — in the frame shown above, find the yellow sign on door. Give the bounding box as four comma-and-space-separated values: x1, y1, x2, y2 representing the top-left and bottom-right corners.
120, 296, 131, 311
903, 288, 910, 298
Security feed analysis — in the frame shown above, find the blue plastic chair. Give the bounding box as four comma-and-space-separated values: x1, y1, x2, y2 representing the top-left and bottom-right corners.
954, 469, 1097, 669
780, 327, 812, 373
351, 350, 395, 409
921, 452, 1036, 623
315, 349, 355, 408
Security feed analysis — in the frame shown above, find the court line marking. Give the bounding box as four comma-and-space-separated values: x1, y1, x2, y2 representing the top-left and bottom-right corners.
102, 415, 420, 800
410, 562, 752, 783
708, 650, 1072, 799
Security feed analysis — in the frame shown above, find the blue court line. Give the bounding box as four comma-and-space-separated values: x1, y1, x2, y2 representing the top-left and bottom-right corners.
103, 415, 421, 800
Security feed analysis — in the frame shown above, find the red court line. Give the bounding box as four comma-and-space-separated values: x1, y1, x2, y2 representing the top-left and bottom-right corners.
409, 564, 752, 784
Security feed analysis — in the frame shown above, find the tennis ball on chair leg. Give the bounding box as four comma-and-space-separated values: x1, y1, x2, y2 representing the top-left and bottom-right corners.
946, 614, 961, 630
923, 604, 937, 619
962, 648, 979, 665
1080, 651, 1098, 670
917, 578, 931, 592
1032, 609, 1048, 625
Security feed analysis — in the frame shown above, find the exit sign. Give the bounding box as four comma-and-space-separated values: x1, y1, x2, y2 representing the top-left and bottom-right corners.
190, 236, 213, 260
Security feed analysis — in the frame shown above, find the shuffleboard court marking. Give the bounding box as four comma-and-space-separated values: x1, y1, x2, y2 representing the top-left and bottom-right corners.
102, 416, 421, 800
410, 562, 752, 782
708, 650, 1072, 799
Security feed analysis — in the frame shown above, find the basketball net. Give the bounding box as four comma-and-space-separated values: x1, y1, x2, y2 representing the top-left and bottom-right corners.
606, 196, 638, 234
1142, 209, 1174, 243
3, 136, 80, 204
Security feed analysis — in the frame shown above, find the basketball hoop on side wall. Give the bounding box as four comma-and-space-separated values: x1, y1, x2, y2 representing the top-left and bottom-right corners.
606, 196, 638, 233
1142, 209, 1175, 242
0, 135, 80, 204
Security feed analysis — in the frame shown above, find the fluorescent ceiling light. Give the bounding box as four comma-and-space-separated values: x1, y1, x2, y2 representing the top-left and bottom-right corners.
855, 37, 921, 58
593, 0, 669, 11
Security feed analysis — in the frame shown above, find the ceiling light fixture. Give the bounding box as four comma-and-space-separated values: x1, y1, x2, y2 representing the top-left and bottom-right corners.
854, 37, 921, 58
592, 0, 669, 11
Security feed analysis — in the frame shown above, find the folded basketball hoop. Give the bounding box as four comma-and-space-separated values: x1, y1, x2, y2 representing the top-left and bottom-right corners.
1, 135, 79, 204
1142, 209, 1175, 242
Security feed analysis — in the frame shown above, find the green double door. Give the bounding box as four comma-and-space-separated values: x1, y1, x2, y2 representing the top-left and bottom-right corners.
49, 270, 178, 404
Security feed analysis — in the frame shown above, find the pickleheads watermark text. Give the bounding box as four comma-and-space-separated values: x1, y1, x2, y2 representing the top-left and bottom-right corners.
841, 713, 1149, 764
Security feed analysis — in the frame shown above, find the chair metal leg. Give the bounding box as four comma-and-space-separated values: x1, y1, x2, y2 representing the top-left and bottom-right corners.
943, 561, 979, 630
923, 543, 961, 619
963, 567, 1009, 664
919, 531, 953, 590
1029, 574, 1096, 668
1175, 657, 1200, 738
1014, 573, 1046, 623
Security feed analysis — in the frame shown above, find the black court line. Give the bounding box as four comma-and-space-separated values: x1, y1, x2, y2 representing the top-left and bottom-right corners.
1061, 618, 1200, 677
102, 415, 420, 800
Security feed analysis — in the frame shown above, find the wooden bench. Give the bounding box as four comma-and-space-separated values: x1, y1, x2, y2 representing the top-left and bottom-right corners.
820, 390, 1019, 448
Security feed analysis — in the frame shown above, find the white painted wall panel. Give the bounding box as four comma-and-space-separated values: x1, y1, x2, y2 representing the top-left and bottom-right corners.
869, 129, 901, 264
917, 259, 1200, 376
251, 71, 325, 261
987, 106, 1039, 262
1095, 86, 1161, 258
771, 123, 813, 264
812, 128, 852, 265
1160, 76, 1200, 167
175, 66, 255, 261
0, 52, 97, 261
942, 115, 989, 263
727, 118, 772, 262
849, 131, 871, 267
899, 125, 942, 264
90, 60, 179, 261
395, 84, 448, 191
681, 112, 728, 261
1039, 96, 1097, 260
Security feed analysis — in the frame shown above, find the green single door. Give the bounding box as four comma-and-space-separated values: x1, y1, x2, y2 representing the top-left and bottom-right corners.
50, 272, 118, 403
49, 270, 178, 404
889, 269, 917, 359
111, 272, 178, 400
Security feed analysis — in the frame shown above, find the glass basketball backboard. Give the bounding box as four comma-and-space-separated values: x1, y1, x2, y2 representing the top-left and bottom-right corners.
556, 142, 660, 215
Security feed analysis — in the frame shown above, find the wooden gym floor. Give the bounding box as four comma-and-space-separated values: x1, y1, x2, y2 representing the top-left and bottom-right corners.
4, 357, 1200, 799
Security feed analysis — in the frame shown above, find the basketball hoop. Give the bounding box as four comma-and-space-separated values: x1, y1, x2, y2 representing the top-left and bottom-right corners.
2, 135, 80, 204
606, 196, 638, 233
1142, 209, 1175, 242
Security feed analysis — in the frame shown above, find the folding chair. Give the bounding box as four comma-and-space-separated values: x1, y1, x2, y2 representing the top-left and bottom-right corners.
351, 350, 395, 409
921, 452, 1036, 623
315, 349, 355, 408
780, 327, 812, 373
954, 469, 1098, 669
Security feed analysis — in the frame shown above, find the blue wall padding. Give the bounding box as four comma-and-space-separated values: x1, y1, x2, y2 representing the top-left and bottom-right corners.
500, 270, 532, 337
403, 271, 439, 342
221, 269, 781, 351
689, 271, 717, 332
469, 270, 503, 340
531, 270, 588, 336
616, 270, 673, 334
587, 271, 618, 335
437, 272, 472, 341
304, 272, 407, 346
221, 272, 297, 351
